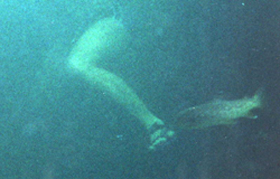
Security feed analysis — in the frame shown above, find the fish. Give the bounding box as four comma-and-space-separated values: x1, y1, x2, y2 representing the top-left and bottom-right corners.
175, 89, 265, 130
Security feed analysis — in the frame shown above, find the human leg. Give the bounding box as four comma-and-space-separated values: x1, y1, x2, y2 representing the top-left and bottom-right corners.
67, 17, 174, 150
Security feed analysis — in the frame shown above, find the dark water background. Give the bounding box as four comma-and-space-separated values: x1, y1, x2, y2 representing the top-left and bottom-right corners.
0, 0, 279, 178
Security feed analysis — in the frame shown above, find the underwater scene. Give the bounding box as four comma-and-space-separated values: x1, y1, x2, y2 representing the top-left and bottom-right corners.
0, 0, 279, 178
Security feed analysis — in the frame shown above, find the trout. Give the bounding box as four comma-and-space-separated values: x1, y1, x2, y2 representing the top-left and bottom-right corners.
175, 90, 264, 130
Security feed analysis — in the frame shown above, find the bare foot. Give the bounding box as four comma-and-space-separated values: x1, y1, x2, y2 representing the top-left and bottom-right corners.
148, 122, 175, 151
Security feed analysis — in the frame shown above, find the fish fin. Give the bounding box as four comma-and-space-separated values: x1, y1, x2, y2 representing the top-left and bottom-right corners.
245, 111, 258, 119
223, 119, 238, 125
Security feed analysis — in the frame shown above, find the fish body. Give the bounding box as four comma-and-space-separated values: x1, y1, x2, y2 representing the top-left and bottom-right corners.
176, 90, 264, 130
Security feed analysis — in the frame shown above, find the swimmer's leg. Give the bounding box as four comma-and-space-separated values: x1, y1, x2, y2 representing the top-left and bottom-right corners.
68, 17, 174, 150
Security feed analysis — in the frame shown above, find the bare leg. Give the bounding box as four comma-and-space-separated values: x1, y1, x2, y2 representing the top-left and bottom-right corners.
68, 18, 174, 150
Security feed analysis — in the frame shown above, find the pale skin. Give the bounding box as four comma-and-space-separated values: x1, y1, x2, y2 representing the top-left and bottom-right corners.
68, 17, 174, 150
